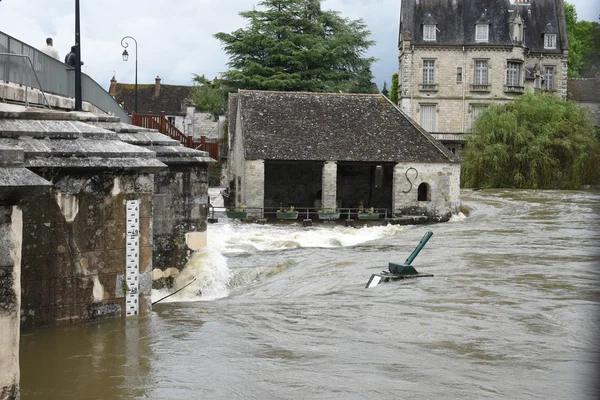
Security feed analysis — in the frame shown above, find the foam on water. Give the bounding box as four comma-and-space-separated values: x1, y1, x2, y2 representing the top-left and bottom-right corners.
151, 248, 231, 303
207, 222, 408, 254
152, 217, 466, 303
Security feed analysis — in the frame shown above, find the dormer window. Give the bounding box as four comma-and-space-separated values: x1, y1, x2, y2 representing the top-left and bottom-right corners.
544, 34, 557, 49
423, 24, 436, 41
476, 24, 489, 42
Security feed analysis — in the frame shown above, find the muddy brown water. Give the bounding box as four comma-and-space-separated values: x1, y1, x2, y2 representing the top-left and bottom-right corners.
20, 189, 600, 399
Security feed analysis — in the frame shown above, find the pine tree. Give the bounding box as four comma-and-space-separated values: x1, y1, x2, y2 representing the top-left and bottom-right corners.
214, 0, 376, 93
381, 81, 389, 97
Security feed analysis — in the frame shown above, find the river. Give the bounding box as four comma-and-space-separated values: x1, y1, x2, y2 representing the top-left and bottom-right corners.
20, 189, 600, 399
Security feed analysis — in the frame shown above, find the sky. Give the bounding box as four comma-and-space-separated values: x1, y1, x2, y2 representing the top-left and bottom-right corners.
0, 0, 598, 92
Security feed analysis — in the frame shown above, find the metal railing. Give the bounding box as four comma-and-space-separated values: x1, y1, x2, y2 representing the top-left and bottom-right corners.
0, 53, 50, 108
209, 206, 390, 221
0, 30, 130, 122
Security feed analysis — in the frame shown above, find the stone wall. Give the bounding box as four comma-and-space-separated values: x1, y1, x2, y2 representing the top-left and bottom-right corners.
579, 102, 600, 126
393, 162, 461, 221
20, 172, 154, 329
243, 160, 265, 216
0, 206, 22, 400
321, 161, 337, 211
399, 44, 568, 134
152, 165, 209, 288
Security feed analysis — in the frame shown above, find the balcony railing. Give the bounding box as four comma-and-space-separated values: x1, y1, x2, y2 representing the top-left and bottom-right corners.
504, 85, 525, 93
419, 83, 438, 92
0, 30, 130, 122
470, 84, 491, 92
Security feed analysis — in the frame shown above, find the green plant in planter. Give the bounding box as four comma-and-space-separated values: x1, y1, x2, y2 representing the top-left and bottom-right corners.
358, 206, 379, 220
226, 204, 247, 219
318, 205, 340, 220
276, 204, 298, 220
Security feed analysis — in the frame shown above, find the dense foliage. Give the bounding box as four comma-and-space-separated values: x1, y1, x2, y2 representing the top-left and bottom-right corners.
214, 0, 376, 93
565, 2, 600, 78
461, 93, 600, 189
192, 74, 227, 116
390, 72, 398, 104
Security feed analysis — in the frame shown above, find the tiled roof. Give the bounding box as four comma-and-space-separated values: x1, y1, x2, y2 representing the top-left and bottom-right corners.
567, 78, 600, 103
236, 90, 459, 163
399, 0, 567, 53
114, 83, 193, 115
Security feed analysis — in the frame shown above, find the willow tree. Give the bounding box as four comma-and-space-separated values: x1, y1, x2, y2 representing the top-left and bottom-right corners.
214, 0, 376, 93
461, 93, 600, 189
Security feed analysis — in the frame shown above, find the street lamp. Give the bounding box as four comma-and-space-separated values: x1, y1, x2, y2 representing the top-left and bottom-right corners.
121, 36, 138, 114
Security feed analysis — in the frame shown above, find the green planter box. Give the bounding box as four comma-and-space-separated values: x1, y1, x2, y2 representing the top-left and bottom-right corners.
358, 213, 380, 220
276, 211, 299, 220
318, 213, 340, 221
226, 211, 247, 219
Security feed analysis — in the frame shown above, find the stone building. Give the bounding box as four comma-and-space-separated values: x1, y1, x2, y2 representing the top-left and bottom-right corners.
228, 90, 461, 222
567, 76, 600, 127
0, 106, 213, 329
110, 76, 224, 142
0, 140, 51, 400
398, 0, 569, 153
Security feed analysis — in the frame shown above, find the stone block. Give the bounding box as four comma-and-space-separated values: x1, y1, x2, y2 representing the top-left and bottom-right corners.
20, 279, 49, 309
98, 273, 118, 300
21, 255, 51, 282
22, 222, 52, 256
102, 219, 126, 251
50, 251, 74, 278
0, 266, 17, 312
140, 246, 153, 273
49, 276, 75, 306
72, 218, 104, 252
139, 217, 152, 247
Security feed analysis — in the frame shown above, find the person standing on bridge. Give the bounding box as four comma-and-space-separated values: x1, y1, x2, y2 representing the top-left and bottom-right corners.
41, 37, 59, 60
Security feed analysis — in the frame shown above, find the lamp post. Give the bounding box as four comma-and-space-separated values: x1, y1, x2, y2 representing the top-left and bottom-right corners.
121, 36, 138, 114
74, 0, 82, 111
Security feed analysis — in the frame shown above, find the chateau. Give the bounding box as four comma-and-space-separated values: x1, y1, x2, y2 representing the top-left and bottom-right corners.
398, 0, 569, 153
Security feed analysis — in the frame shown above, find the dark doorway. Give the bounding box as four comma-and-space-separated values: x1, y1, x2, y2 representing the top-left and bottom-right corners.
264, 161, 323, 209
337, 162, 394, 212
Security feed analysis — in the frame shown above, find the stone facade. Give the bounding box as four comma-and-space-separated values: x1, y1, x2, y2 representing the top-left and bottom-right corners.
322, 161, 337, 211
19, 172, 155, 329
0, 141, 51, 400
393, 162, 461, 220
228, 91, 461, 221
398, 0, 570, 152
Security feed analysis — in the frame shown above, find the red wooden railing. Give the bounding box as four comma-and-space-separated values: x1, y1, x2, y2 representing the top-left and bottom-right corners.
131, 111, 220, 161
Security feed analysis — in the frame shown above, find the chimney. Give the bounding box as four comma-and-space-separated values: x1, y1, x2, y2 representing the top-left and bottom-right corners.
109, 75, 117, 96
155, 76, 161, 97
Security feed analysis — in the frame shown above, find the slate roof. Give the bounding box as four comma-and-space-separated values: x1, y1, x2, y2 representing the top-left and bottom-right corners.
114, 83, 193, 116
236, 90, 459, 163
567, 78, 600, 103
399, 0, 568, 53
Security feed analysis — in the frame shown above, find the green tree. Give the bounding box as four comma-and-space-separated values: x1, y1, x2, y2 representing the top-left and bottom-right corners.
390, 72, 398, 104
214, 0, 376, 93
192, 74, 227, 116
381, 81, 389, 97
565, 2, 600, 78
461, 92, 600, 189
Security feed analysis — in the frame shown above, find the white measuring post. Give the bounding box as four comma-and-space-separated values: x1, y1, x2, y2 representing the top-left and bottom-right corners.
125, 200, 140, 316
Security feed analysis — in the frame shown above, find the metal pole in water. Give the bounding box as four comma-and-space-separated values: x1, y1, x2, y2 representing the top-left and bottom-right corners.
404, 231, 433, 265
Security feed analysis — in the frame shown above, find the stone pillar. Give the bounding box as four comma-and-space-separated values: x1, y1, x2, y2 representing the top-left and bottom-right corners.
0, 206, 22, 400
321, 161, 337, 211
244, 159, 265, 216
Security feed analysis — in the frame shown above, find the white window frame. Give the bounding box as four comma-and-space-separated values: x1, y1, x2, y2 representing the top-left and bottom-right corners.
420, 104, 437, 132
544, 66, 555, 90
474, 60, 489, 85
423, 24, 436, 41
506, 62, 521, 86
422, 60, 435, 84
476, 24, 489, 42
544, 34, 557, 49
471, 104, 488, 131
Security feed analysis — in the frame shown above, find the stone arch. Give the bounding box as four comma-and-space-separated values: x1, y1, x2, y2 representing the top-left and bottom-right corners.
417, 182, 431, 201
